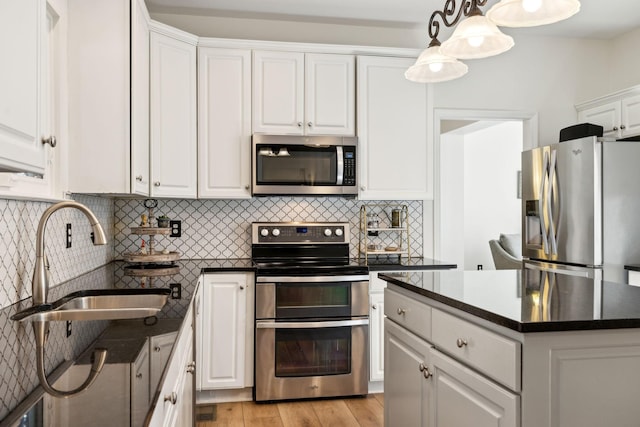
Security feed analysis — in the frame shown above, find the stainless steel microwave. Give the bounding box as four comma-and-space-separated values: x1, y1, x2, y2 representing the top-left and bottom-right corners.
252, 134, 358, 196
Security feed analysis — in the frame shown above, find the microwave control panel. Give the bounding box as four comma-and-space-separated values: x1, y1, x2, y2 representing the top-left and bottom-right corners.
343, 148, 356, 185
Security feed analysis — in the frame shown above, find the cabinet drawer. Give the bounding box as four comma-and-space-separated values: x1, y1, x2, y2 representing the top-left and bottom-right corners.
384, 288, 431, 341
432, 309, 521, 392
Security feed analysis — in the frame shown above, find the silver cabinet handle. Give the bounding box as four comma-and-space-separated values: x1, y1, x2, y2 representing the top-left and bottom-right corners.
42, 136, 57, 147
239, 285, 245, 290
397, 308, 406, 315
164, 392, 177, 405
307, 122, 312, 128
419, 363, 426, 372
372, 304, 377, 309
154, 346, 161, 352
621, 125, 626, 130
245, 185, 250, 190
423, 367, 432, 379
136, 175, 143, 182
136, 372, 143, 379
297, 122, 303, 127
187, 361, 196, 374
456, 338, 468, 348
360, 186, 366, 191
613, 126, 619, 131
154, 181, 161, 187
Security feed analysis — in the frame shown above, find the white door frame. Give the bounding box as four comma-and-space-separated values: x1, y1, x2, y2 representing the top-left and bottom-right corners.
431, 108, 538, 263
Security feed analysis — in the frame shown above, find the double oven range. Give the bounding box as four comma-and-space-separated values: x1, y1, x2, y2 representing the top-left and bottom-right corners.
252, 222, 369, 402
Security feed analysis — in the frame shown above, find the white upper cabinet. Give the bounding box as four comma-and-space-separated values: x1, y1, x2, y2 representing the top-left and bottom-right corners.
67, 0, 150, 195
0, 0, 47, 174
149, 26, 198, 198
253, 51, 355, 136
198, 47, 252, 199
577, 86, 640, 139
357, 56, 431, 200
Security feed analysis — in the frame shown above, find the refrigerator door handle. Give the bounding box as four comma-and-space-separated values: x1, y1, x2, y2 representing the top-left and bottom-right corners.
524, 260, 598, 278
547, 149, 558, 255
539, 151, 550, 254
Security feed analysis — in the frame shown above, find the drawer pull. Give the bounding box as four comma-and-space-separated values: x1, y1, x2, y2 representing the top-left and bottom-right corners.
456, 338, 468, 348
423, 367, 432, 379
136, 373, 143, 379
372, 304, 377, 309
397, 308, 406, 315
419, 362, 425, 372
164, 392, 177, 405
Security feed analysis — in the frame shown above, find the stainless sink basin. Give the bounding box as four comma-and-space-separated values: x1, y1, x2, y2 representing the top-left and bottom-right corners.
11, 289, 171, 322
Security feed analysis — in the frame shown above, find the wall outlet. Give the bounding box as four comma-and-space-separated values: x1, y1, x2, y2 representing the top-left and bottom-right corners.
66, 321, 72, 337
170, 283, 181, 299
66, 223, 72, 248
170, 220, 181, 237
477, 264, 483, 270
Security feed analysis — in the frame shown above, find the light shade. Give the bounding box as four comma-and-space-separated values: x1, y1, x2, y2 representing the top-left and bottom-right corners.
405, 45, 468, 83
440, 14, 514, 59
487, 0, 581, 27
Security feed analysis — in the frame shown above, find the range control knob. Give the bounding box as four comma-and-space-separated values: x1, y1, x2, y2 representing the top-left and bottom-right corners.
335, 228, 343, 237
272, 228, 281, 237
260, 228, 269, 237
324, 228, 332, 237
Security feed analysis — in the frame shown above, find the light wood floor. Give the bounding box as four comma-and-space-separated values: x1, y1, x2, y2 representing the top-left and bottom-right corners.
196, 394, 383, 427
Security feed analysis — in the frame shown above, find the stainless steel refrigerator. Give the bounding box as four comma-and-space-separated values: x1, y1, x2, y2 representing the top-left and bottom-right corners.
521, 135, 640, 284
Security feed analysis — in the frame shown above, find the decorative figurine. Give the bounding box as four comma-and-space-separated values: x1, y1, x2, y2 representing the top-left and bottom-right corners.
140, 214, 148, 227
139, 239, 147, 255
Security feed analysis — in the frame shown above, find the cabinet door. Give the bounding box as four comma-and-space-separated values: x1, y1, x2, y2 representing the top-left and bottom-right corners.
198, 47, 252, 198
305, 53, 355, 136
150, 30, 197, 198
357, 56, 431, 200
577, 101, 621, 138
430, 348, 518, 427
253, 50, 304, 134
385, 318, 431, 427
621, 94, 640, 138
131, 341, 151, 427
150, 331, 178, 401
370, 291, 385, 382
0, 0, 46, 174
199, 273, 249, 390
131, 0, 150, 195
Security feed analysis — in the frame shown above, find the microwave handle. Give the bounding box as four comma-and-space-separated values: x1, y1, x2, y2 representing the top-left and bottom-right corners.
336, 146, 344, 185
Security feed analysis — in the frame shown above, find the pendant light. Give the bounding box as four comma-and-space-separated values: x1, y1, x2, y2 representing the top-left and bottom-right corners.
440, 5, 514, 59
487, 0, 581, 27
405, 39, 469, 83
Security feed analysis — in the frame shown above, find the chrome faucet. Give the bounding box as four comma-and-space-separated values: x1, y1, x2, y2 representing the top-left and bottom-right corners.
32, 200, 108, 398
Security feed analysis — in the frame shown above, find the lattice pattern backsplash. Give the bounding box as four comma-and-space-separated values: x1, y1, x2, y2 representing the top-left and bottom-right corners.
114, 198, 424, 260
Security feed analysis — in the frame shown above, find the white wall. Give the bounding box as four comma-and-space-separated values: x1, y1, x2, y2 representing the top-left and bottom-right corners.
464, 121, 522, 270
606, 27, 640, 96
440, 121, 522, 270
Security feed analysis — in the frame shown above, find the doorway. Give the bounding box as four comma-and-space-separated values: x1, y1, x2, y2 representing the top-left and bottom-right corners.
433, 109, 538, 270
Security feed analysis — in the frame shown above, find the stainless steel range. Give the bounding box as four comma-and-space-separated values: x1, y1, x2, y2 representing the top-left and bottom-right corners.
252, 222, 369, 402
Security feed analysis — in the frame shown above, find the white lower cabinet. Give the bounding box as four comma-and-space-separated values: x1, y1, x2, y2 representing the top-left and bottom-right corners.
384, 286, 519, 427
148, 280, 198, 427
385, 318, 430, 427
197, 272, 254, 391
430, 348, 518, 427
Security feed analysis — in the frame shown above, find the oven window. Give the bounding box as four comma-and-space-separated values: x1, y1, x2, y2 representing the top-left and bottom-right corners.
256, 145, 337, 185
276, 283, 351, 318
275, 327, 351, 377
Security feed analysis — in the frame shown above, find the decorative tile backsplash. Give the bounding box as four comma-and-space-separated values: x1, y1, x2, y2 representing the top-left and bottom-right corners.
114, 197, 423, 260
0, 195, 114, 310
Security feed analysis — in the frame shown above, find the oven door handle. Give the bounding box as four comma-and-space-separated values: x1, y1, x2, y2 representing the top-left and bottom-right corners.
256, 319, 369, 329
256, 275, 369, 283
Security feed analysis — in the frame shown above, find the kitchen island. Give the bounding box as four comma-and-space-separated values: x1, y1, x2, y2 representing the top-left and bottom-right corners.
381, 269, 640, 427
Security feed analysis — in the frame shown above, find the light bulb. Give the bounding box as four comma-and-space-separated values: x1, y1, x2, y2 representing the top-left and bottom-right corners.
428, 62, 443, 73
522, 0, 542, 13
467, 35, 485, 47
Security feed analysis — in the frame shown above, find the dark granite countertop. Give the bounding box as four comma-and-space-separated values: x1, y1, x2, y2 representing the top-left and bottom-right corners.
361, 256, 457, 271
381, 269, 640, 333
625, 264, 640, 272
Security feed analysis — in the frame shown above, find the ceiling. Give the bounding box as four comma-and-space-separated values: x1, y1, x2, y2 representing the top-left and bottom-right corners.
145, 0, 640, 40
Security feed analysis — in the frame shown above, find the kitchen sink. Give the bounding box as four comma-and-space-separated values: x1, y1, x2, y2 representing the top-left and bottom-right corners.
11, 288, 171, 322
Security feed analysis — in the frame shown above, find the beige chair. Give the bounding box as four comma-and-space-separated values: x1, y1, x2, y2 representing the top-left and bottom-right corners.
489, 233, 522, 269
